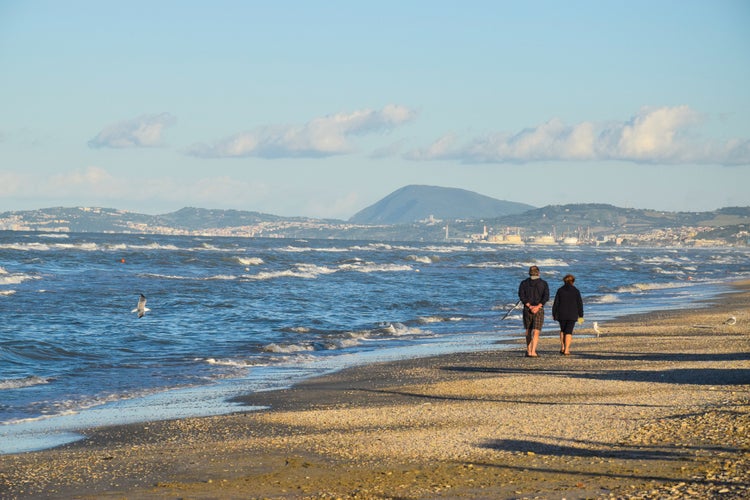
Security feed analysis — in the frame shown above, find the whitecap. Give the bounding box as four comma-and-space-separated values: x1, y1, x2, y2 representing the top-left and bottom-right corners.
590, 294, 621, 304
204, 358, 257, 368
524, 258, 569, 268
38, 233, 69, 239
236, 257, 264, 266
247, 264, 337, 281
0, 376, 51, 390
0, 272, 37, 286
280, 326, 311, 334
261, 343, 315, 353
418, 316, 462, 324
406, 255, 438, 264
615, 282, 688, 293
339, 262, 414, 273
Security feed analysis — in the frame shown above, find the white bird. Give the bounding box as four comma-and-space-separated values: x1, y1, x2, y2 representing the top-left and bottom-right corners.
724, 316, 737, 326
132, 293, 150, 318
593, 321, 602, 337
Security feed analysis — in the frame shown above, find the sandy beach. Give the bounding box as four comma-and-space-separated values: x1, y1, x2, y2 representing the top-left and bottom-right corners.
2, 282, 749, 499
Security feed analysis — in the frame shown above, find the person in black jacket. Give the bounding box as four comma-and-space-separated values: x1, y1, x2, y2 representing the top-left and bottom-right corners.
518, 265, 549, 357
552, 274, 584, 355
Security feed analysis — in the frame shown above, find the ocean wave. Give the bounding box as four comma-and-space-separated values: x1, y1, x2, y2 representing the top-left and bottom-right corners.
614, 282, 688, 293
142, 273, 239, 281
246, 264, 337, 281
524, 258, 569, 268
406, 255, 439, 264
641, 256, 681, 264
0, 376, 51, 390
280, 326, 312, 333
418, 316, 463, 324
38, 233, 69, 239
339, 262, 415, 273
236, 257, 264, 266
590, 294, 621, 304
468, 258, 569, 270
373, 322, 424, 336
0, 271, 37, 286
0, 243, 52, 251
1, 409, 80, 426
466, 262, 512, 269
261, 343, 316, 353
204, 358, 263, 368
279, 245, 350, 253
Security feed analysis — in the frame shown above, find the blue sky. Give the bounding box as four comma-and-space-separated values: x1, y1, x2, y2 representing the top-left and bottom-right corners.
1, 1, 749, 219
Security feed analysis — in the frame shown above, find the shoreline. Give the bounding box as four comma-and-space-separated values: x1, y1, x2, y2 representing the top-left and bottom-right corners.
1, 281, 749, 499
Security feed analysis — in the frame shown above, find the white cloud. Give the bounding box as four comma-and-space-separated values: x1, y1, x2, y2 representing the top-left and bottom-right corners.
405, 133, 459, 161
408, 106, 750, 166
188, 104, 417, 159
88, 113, 176, 149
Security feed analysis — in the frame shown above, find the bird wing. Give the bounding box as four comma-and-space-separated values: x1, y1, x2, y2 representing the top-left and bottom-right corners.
134, 295, 147, 317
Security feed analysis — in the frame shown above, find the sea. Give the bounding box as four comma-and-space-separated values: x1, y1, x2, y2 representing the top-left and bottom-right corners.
1, 231, 748, 454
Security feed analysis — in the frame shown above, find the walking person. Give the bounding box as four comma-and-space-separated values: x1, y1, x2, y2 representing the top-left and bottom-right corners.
552, 274, 584, 355
518, 265, 549, 357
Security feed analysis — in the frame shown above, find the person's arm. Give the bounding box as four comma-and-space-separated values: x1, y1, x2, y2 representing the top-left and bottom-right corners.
519, 281, 529, 306
552, 291, 559, 320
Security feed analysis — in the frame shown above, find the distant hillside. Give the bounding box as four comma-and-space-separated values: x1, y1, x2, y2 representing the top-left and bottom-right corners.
349, 185, 534, 224
156, 207, 288, 230
487, 204, 750, 234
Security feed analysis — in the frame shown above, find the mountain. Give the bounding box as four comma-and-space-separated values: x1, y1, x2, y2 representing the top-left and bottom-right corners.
349, 185, 535, 224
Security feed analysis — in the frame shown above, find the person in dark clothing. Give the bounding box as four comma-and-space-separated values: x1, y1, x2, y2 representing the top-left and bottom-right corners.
552, 274, 584, 355
518, 265, 549, 357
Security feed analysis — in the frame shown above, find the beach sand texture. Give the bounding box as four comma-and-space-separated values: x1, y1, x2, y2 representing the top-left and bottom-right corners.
2, 282, 749, 499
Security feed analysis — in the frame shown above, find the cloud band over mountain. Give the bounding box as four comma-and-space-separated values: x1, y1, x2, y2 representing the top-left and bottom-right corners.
88, 113, 176, 149
406, 106, 750, 166
187, 105, 418, 159
85, 105, 748, 166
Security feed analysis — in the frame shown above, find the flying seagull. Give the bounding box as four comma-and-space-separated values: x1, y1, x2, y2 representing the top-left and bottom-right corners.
593, 321, 602, 337
132, 294, 150, 318
724, 316, 737, 326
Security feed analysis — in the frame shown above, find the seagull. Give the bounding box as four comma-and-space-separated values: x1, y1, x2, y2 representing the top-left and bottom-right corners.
723, 316, 737, 326
132, 294, 150, 318
593, 321, 602, 337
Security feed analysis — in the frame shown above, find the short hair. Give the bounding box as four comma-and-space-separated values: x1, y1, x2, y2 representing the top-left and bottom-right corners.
563, 274, 575, 284
529, 265, 540, 276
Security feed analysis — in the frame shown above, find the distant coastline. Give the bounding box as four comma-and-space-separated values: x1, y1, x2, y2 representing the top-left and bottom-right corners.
1, 202, 749, 247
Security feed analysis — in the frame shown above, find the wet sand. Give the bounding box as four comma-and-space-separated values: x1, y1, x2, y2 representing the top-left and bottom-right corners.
2, 282, 749, 499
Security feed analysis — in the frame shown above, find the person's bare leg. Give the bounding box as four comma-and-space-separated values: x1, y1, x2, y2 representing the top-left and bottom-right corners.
560, 331, 565, 353
563, 333, 572, 355
526, 328, 533, 355
528, 329, 540, 356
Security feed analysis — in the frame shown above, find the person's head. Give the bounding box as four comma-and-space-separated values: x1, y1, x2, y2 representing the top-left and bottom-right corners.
529, 266, 540, 279
563, 274, 575, 285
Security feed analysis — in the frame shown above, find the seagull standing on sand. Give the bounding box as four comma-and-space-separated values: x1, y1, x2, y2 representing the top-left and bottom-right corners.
132, 293, 150, 318
593, 321, 602, 337
724, 316, 737, 326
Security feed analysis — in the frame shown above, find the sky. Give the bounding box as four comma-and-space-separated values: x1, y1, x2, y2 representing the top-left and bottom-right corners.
1, 1, 749, 220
